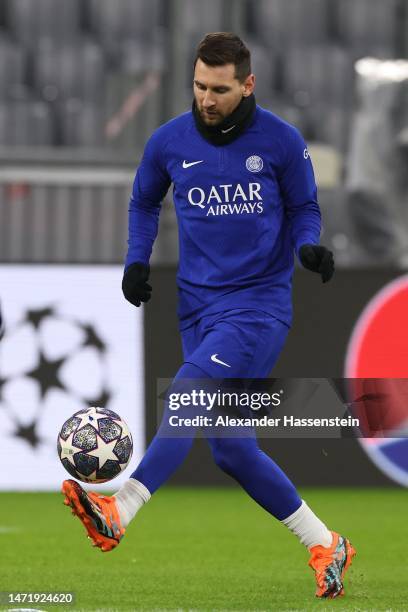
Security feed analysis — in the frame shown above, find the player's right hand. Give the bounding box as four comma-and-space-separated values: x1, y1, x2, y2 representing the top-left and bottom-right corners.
122, 262, 152, 306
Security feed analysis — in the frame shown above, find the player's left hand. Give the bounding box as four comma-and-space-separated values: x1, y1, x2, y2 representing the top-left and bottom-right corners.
298, 244, 334, 283
122, 262, 152, 306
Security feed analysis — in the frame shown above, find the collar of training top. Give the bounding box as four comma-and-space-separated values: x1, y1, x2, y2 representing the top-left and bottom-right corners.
192, 93, 256, 146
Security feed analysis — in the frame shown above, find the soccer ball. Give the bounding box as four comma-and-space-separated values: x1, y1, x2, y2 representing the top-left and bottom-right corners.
57, 407, 133, 483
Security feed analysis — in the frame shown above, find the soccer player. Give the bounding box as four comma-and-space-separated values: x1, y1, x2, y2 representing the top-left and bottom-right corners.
62, 33, 355, 599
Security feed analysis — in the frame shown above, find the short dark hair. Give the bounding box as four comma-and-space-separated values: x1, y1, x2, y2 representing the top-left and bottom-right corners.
194, 32, 251, 83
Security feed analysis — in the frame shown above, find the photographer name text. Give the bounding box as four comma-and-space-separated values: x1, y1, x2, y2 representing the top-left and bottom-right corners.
168, 415, 360, 428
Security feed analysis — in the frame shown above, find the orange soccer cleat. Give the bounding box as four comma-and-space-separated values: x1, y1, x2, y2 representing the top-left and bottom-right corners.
308, 531, 356, 598
62, 479, 124, 552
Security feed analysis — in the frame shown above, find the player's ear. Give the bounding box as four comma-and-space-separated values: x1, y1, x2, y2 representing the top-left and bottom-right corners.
242, 73, 255, 96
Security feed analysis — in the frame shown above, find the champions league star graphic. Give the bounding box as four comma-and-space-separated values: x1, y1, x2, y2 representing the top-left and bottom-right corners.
0, 306, 112, 450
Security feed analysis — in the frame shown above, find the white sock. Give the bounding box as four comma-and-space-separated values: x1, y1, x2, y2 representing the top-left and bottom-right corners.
281, 500, 333, 549
114, 478, 151, 528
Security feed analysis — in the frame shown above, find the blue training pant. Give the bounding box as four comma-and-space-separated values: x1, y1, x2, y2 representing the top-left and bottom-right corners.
131, 309, 301, 520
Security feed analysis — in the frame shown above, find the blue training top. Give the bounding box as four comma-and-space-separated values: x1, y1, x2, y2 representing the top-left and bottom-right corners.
125, 105, 321, 329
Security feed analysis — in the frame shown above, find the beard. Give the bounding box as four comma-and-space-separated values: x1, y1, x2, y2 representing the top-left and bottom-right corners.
192, 93, 256, 145
198, 108, 223, 125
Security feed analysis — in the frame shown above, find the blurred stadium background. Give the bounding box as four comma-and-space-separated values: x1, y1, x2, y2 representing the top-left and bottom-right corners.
1, 0, 408, 265
1, 2, 408, 609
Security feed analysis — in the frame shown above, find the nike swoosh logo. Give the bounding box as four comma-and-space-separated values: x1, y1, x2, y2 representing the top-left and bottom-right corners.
182, 160, 204, 168
221, 125, 236, 134
211, 354, 231, 368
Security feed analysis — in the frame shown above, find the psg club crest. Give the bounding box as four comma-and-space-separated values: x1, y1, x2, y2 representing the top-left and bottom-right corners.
246, 155, 263, 173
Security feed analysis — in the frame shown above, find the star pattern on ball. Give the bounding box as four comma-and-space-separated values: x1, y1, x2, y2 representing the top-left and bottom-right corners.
87, 437, 121, 466
75, 409, 113, 430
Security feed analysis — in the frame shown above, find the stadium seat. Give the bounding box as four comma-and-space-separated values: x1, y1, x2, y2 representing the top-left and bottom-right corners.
120, 37, 165, 75
59, 99, 105, 147
0, 103, 7, 142
250, 0, 330, 48
318, 187, 364, 266
335, 0, 399, 58
0, 34, 26, 99
265, 99, 309, 137
184, 0, 224, 34
33, 38, 105, 102
86, 0, 163, 42
308, 105, 350, 151
0, 1, 7, 26
245, 41, 278, 104
0, 100, 54, 145
283, 45, 354, 109
7, 0, 81, 45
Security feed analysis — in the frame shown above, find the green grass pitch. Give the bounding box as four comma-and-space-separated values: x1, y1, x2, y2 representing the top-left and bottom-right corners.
0, 487, 406, 611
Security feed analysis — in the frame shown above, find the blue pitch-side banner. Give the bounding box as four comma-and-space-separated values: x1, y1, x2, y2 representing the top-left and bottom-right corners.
0, 266, 145, 491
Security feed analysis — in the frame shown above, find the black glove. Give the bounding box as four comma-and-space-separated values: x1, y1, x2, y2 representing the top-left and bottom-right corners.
122, 262, 152, 306
298, 244, 334, 283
